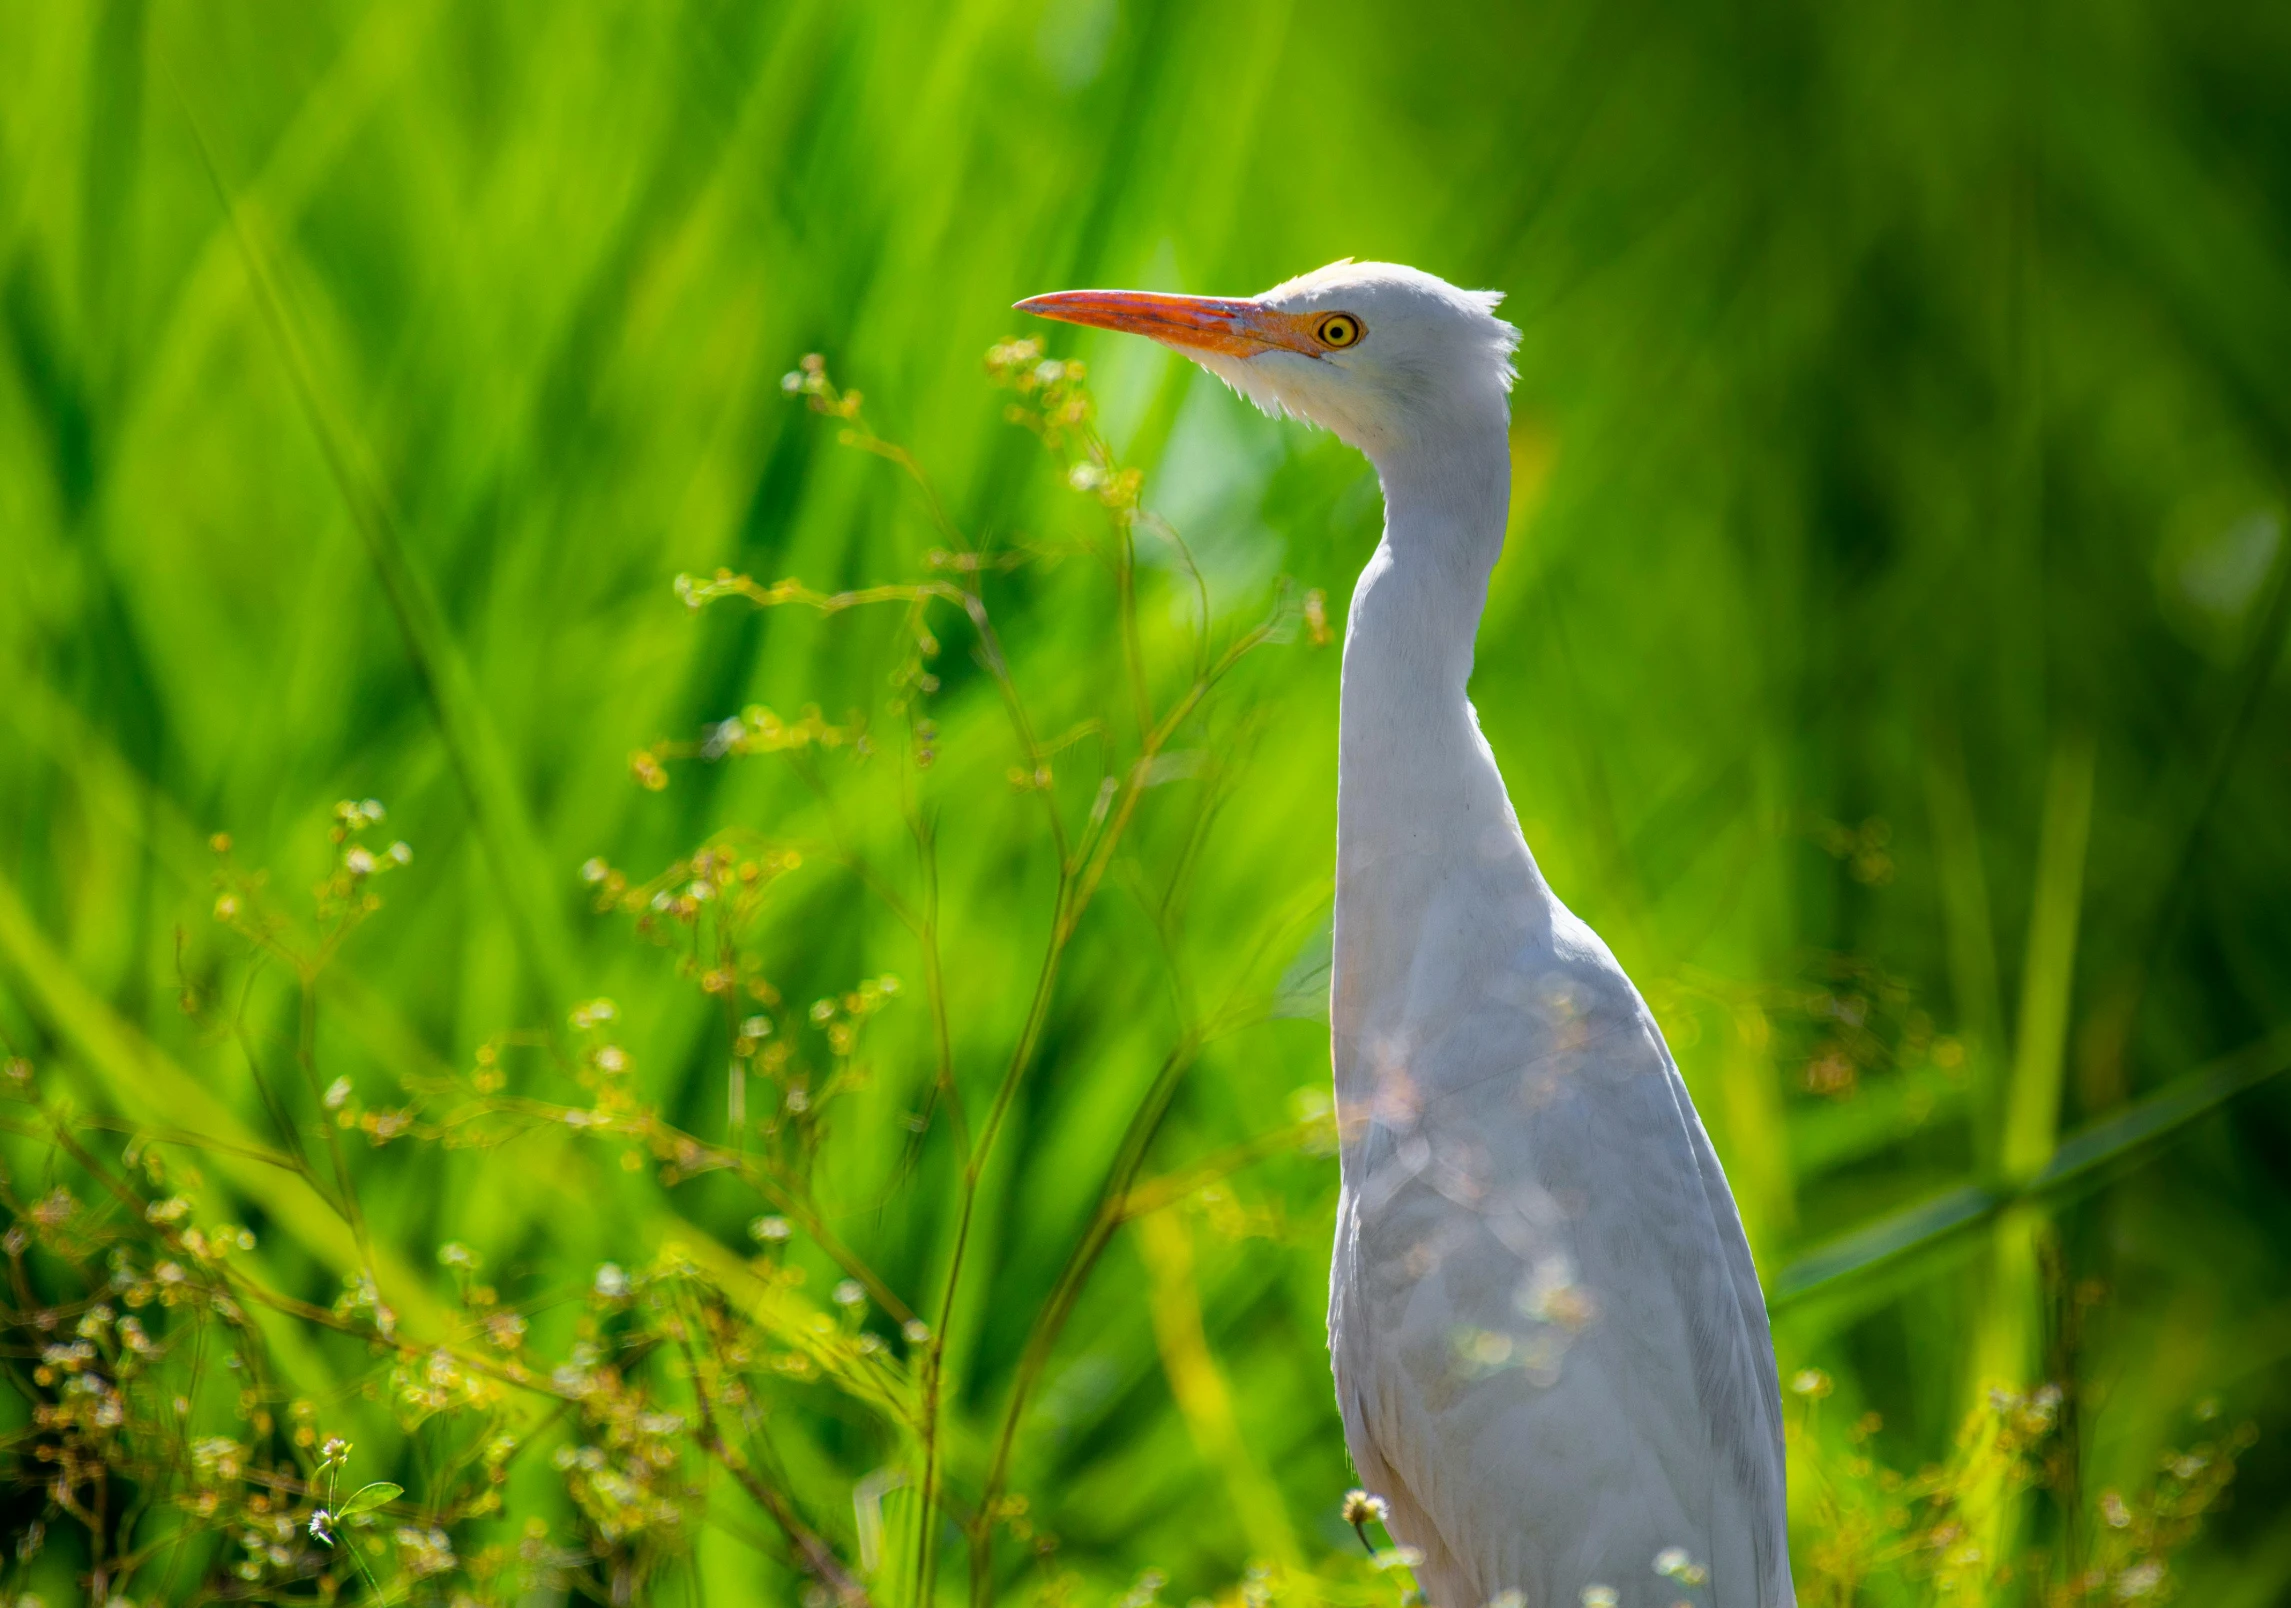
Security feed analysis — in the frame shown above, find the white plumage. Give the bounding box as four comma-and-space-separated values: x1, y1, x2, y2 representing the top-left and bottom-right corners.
1021, 262, 1792, 1608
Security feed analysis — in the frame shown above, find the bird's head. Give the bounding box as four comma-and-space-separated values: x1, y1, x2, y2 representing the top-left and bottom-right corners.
1017, 260, 1519, 462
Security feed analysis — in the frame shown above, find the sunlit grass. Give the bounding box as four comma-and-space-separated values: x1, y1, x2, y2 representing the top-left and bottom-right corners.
1, 349, 1352, 1604
0, 353, 2261, 1607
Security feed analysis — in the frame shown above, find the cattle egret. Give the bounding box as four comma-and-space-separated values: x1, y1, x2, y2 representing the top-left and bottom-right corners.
1021, 263, 1792, 1608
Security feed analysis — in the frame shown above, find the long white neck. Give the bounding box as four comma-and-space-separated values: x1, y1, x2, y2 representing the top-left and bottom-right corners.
1331, 413, 1556, 1108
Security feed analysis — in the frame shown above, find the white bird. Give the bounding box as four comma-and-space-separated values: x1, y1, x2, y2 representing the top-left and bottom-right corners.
1021, 262, 1792, 1608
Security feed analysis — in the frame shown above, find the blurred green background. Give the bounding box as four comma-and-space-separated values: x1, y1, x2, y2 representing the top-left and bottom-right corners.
4, 0, 2290, 1600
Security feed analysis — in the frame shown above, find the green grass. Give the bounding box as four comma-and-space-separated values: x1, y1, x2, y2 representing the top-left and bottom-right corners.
3, 1, 2289, 1603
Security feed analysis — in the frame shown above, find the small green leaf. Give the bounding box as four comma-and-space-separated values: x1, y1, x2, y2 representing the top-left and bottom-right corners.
336, 1482, 402, 1518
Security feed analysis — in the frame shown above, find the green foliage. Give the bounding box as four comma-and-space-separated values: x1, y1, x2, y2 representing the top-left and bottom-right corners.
3, 2, 2288, 1605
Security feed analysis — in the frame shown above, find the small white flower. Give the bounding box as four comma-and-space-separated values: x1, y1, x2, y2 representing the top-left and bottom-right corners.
593, 1264, 629, 1299
570, 998, 617, 1029
2116, 1562, 2164, 1600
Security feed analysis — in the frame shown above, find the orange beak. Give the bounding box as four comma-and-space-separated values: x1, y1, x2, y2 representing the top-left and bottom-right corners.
1014, 289, 1324, 359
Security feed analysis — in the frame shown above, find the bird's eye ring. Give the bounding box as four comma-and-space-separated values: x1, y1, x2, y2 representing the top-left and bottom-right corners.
1316, 313, 1363, 350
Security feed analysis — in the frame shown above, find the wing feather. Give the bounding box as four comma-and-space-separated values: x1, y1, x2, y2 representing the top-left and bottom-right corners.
1329, 939, 1792, 1608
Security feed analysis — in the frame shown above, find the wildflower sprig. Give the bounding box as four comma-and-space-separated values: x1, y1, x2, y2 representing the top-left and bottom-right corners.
1341, 1489, 1388, 1555
1786, 1365, 2254, 1602
305, 1438, 401, 1599
658, 343, 1326, 1608
1655, 954, 1963, 1115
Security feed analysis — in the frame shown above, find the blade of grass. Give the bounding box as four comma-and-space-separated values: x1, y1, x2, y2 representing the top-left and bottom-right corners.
1771, 1022, 2291, 1309
123, 0, 447, 478
1718, 1002, 1795, 1264
178, 96, 580, 1011
1999, 729, 2097, 1188
1962, 727, 2098, 1562
1134, 1207, 1300, 1569
1924, 720, 2007, 1162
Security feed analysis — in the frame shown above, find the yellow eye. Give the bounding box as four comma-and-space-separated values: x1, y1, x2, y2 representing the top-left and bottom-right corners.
1316, 312, 1363, 349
